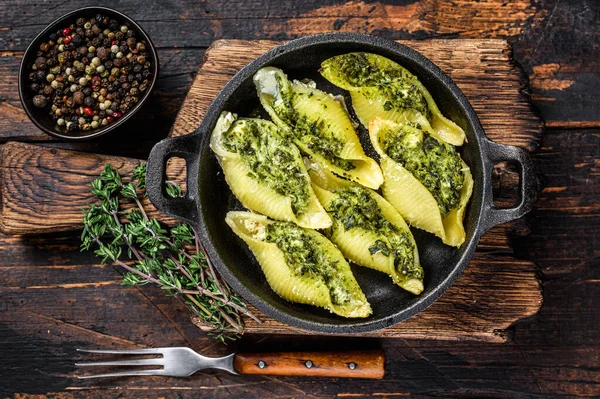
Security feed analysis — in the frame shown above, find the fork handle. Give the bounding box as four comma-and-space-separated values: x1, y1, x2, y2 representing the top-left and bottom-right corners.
234, 350, 385, 379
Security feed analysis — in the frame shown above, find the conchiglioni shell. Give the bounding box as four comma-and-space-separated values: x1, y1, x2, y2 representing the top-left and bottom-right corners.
226, 211, 372, 318
309, 162, 423, 295
369, 117, 472, 247
254, 67, 383, 189
320, 52, 466, 146
210, 112, 331, 229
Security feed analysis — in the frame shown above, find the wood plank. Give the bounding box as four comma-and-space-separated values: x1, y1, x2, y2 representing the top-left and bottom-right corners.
2, 126, 598, 397
195, 253, 542, 342
0, 140, 543, 342
0, 142, 182, 234
2, 1, 596, 141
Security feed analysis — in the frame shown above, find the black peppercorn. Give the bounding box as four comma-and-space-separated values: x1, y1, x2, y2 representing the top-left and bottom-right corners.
73, 91, 84, 104
30, 83, 40, 91
95, 14, 110, 28
33, 95, 48, 107
132, 63, 142, 73
82, 87, 92, 96
142, 69, 152, 79
49, 32, 58, 42
109, 19, 119, 30
36, 70, 45, 81
96, 47, 109, 60
34, 56, 47, 69
76, 17, 85, 26
72, 35, 82, 45
126, 37, 136, 48
104, 60, 113, 69
83, 96, 95, 107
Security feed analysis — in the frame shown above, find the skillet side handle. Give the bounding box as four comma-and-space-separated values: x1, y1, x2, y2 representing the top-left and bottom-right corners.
146, 134, 201, 226
480, 140, 537, 233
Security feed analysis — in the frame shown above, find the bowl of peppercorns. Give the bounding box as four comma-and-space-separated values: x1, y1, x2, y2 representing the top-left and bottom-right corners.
19, 7, 158, 140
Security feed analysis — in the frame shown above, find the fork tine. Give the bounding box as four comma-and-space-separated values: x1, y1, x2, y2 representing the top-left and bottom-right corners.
77, 348, 163, 355
77, 369, 168, 379
75, 358, 163, 367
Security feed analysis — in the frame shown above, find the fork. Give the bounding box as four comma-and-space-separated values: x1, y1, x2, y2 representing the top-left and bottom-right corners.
76, 347, 385, 379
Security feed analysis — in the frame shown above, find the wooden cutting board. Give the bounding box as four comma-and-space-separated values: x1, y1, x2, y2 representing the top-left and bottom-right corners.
173, 39, 543, 341
0, 39, 543, 342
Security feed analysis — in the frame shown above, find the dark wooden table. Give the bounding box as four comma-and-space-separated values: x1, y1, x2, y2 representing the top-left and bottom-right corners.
1, 1, 598, 398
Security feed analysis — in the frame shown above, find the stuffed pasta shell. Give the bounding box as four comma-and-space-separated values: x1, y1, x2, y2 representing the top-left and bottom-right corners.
369, 117, 473, 247
320, 52, 466, 146
226, 211, 372, 318
253, 67, 383, 189
210, 111, 331, 229
307, 160, 423, 295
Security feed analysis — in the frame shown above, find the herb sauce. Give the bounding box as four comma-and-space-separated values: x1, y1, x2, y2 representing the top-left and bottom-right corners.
382, 124, 465, 216
263, 72, 356, 172
222, 120, 311, 215
326, 186, 420, 278
329, 52, 430, 119
293, 113, 356, 171
265, 222, 354, 306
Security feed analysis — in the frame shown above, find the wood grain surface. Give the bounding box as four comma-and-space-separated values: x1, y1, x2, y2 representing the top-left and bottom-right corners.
0, 142, 183, 234
0, 141, 542, 342
1, 0, 599, 398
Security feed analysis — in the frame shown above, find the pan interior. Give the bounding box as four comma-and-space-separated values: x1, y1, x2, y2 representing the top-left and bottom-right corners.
196, 38, 485, 331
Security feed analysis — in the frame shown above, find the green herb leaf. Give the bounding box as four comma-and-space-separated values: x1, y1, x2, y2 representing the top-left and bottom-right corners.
81, 163, 258, 342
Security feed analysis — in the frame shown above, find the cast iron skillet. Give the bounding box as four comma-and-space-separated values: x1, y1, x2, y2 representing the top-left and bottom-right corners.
146, 33, 537, 334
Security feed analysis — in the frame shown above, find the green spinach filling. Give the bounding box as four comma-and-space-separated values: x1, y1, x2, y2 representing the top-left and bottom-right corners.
265, 222, 353, 306
326, 186, 420, 278
382, 124, 465, 216
266, 76, 356, 172
329, 52, 430, 118
293, 113, 356, 171
222, 120, 310, 215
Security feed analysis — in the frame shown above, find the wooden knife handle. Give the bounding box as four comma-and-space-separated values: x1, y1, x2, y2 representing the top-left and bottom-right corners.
234, 350, 385, 379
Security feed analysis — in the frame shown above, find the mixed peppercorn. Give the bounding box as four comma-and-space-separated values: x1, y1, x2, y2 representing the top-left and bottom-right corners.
28, 13, 153, 133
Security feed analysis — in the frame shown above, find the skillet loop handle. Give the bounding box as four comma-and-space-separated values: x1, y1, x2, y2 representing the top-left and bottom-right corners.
146, 134, 201, 226
481, 140, 537, 233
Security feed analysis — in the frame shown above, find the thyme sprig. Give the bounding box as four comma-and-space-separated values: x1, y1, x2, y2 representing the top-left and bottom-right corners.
81, 164, 260, 343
